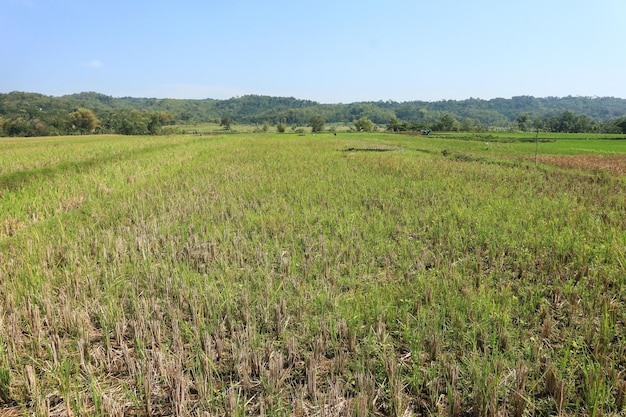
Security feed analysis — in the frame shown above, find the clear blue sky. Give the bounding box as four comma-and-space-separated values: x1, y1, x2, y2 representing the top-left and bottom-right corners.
1, 0, 625, 103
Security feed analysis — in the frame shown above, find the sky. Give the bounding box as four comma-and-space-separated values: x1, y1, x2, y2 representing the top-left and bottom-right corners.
1, 0, 625, 103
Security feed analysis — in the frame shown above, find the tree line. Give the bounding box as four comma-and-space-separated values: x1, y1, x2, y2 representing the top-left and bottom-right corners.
1, 91, 626, 136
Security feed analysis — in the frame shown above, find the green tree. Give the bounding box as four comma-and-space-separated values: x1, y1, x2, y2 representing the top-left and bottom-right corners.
540, 111, 596, 133
30, 118, 50, 136
353, 117, 375, 132
460, 118, 482, 132
3, 117, 32, 136
516, 113, 530, 131
615, 117, 626, 134
387, 116, 403, 132
309, 115, 325, 133
147, 112, 162, 135
220, 116, 232, 130
68, 108, 99, 133
156, 111, 174, 126
433, 113, 458, 131
112, 110, 150, 135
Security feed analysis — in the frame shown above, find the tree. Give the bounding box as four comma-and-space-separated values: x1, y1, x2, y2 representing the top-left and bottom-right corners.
386, 116, 422, 132
147, 112, 162, 135
460, 118, 482, 132
220, 116, 232, 130
615, 117, 626, 134
68, 108, 99, 133
386, 116, 403, 132
109, 110, 149, 135
516, 113, 531, 131
353, 117, 375, 132
309, 115, 325, 133
433, 113, 458, 131
156, 111, 174, 126
3, 117, 32, 136
539, 111, 597, 133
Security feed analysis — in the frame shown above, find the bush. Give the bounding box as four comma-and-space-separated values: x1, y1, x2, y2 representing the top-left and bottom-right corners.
353, 117, 375, 132
309, 115, 325, 133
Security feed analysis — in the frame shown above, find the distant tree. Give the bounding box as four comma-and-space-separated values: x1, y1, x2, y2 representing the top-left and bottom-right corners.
386, 116, 422, 132
100, 110, 173, 135
1, 116, 53, 136
147, 112, 162, 135
30, 118, 50, 136
68, 108, 99, 133
156, 111, 175, 126
122, 111, 148, 135
516, 113, 531, 131
3, 117, 32, 136
615, 117, 626, 134
433, 113, 458, 131
309, 115, 325, 133
386, 116, 403, 132
353, 117, 375, 132
115, 110, 151, 135
220, 116, 232, 130
460, 118, 482, 132
5, 91, 626, 135
540, 111, 597, 133
557, 110, 577, 132
276, 123, 286, 133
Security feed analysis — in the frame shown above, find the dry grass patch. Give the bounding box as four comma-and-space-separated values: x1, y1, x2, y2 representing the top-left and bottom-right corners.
536, 154, 626, 175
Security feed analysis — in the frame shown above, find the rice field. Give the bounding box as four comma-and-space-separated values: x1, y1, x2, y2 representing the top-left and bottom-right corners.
1, 132, 625, 416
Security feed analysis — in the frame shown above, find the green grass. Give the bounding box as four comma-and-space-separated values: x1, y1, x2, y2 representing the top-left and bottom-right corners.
375, 131, 626, 157
1, 132, 625, 416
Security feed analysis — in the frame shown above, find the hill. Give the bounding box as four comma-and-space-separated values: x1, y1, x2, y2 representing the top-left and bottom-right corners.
1, 91, 626, 135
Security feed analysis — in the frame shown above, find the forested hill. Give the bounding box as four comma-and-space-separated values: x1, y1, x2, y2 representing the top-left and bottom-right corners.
2, 91, 626, 134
